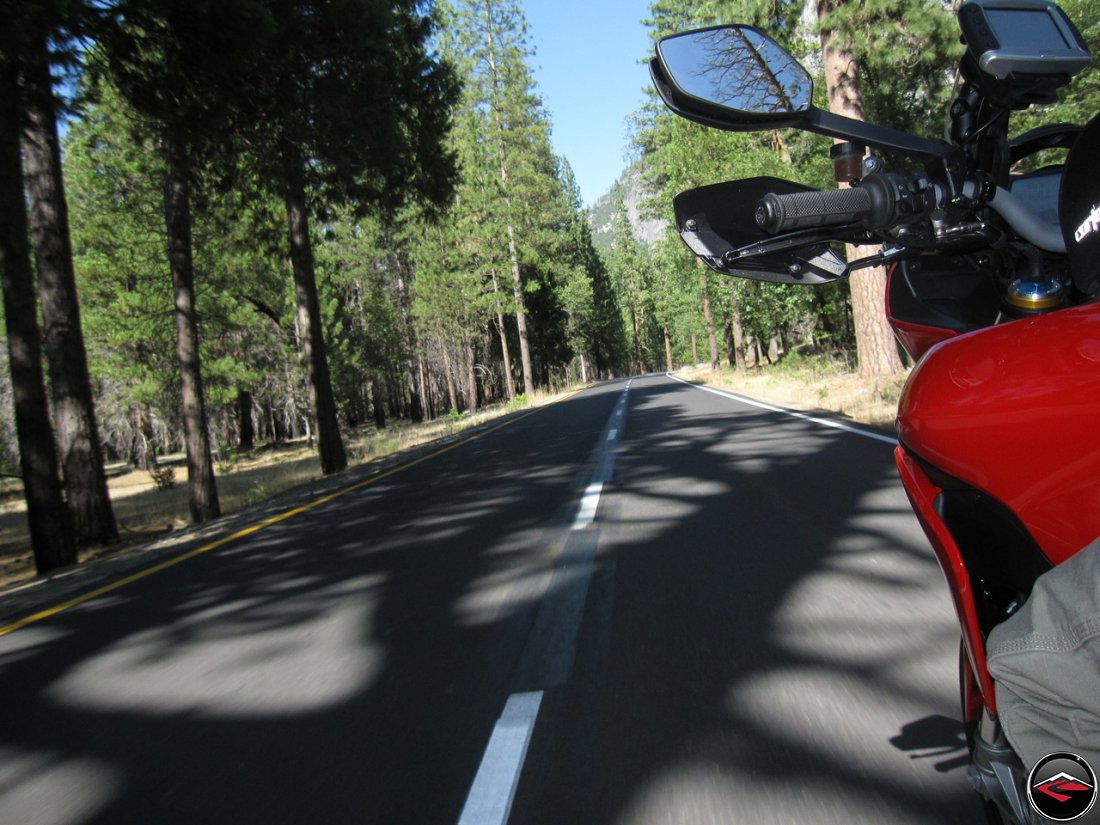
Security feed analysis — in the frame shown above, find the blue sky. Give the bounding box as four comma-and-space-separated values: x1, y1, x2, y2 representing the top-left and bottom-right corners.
521, 0, 654, 207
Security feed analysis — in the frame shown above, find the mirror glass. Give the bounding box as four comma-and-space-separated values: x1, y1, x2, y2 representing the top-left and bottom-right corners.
658, 27, 812, 115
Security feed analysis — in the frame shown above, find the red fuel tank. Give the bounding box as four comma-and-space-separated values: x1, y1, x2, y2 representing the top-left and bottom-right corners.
895, 303, 1100, 563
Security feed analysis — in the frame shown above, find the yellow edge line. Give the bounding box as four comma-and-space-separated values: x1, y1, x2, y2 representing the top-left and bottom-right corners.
0, 392, 584, 639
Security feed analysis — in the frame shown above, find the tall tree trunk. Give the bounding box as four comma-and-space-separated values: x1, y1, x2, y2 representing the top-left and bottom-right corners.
729, 300, 747, 373
818, 0, 902, 377
483, 3, 534, 395
505, 222, 534, 394
394, 262, 425, 422
387, 370, 405, 419
163, 134, 220, 523
280, 142, 347, 474
132, 404, 158, 470
490, 270, 516, 400
631, 308, 643, 374
0, 56, 75, 573
441, 343, 459, 412
701, 277, 719, 372
21, 44, 118, 548
237, 389, 255, 450
271, 398, 287, 443
371, 377, 386, 429
464, 336, 478, 414
417, 353, 432, 420
663, 327, 674, 372
846, 249, 901, 375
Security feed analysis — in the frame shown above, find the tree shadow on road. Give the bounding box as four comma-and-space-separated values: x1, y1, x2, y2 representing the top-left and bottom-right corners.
512, 376, 983, 825
0, 387, 623, 824
0, 377, 983, 824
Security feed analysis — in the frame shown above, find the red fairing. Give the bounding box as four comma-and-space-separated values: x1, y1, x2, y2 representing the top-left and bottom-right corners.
889, 318, 958, 362
895, 446, 996, 716
896, 303, 1100, 564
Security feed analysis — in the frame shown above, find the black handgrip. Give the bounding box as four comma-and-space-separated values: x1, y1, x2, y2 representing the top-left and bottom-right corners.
755, 187, 873, 234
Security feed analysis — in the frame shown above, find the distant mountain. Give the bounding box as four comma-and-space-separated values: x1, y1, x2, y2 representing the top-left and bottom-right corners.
588, 163, 669, 256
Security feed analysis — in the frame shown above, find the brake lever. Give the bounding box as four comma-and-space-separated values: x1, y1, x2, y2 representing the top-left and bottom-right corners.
845, 246, 918, 273
721, 225, 873, 265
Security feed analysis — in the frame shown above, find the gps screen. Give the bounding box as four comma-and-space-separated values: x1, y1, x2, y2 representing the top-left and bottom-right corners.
986, 8, 1071, 51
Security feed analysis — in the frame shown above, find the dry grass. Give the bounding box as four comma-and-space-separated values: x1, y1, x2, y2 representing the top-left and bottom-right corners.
677, 356, 909, 429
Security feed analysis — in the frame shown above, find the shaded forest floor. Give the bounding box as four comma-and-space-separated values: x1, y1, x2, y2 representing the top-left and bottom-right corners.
0, 358, 909, 591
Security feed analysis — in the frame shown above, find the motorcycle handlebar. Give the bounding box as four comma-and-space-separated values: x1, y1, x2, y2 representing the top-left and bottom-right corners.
756, 172, 938, 236
989, 187, 1066, 253
755, 188, 872, 234
755, 173, 1067, 254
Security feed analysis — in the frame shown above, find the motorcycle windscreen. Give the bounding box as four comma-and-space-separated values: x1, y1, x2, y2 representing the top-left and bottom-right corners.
674, 177, 847, 284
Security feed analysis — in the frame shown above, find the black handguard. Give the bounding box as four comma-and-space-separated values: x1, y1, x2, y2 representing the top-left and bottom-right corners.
755, 173, 933, 235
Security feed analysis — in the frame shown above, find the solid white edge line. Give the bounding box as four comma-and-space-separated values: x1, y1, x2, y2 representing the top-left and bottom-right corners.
457, 691, 544, 825
666, 372, 898, 446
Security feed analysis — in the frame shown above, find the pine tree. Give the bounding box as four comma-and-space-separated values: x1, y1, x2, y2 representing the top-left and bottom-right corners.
606, 191, 661, 374
556, 164, 627, 382
447, 0, 572, 395
96, 0, 274, 521
0, 17, 77, 572
17, 0, 119, 549
236, 0, 459, 472
65, 83, 178, 468
66, 78, 326, 467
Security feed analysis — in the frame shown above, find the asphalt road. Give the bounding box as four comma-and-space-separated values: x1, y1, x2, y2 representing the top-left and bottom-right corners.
0, 374, 987, 824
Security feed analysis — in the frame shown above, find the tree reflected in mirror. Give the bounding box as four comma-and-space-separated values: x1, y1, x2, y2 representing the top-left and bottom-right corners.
658, 26, 811, 115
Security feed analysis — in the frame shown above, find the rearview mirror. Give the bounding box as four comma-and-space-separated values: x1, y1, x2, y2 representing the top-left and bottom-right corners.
652, 25, 950, 157
656, 26, 812, 119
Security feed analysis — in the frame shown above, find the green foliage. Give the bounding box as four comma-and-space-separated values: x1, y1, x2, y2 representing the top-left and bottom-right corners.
244, 481, 269, 507
1010, 0, 1100, 165
65, 82, 177, 414
645, 0, 806, 47
605, 192, 662, 371
97, 0, 271, 158
65, 78, 288, 442
315, 207, 412, 418
820, 0, 964, 137
237, 0, 460, 217
150, 466, 176, 490
401, 0, 626, 393
216, 449, 241, 475
65, 77, 309, 459
50, 0, 622, 483
556, 181, 629, 376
